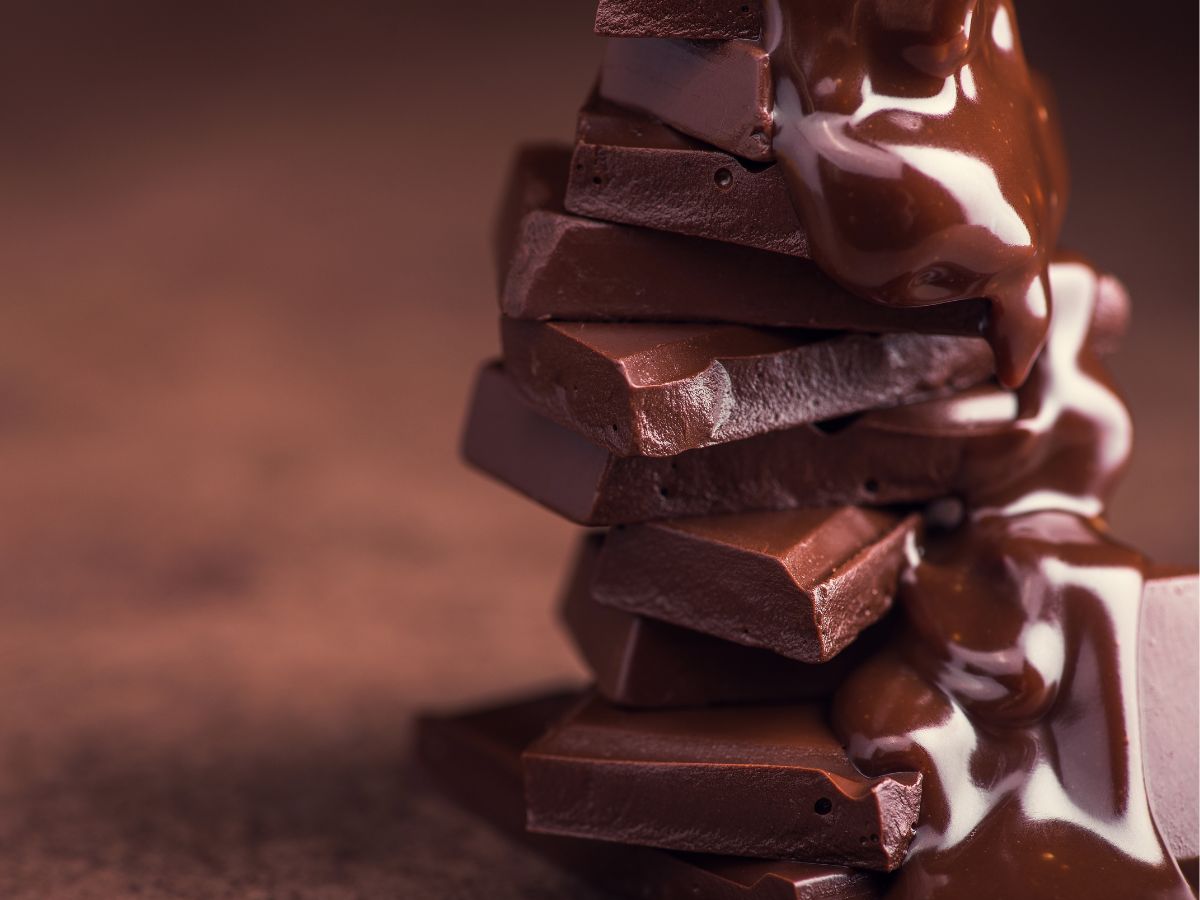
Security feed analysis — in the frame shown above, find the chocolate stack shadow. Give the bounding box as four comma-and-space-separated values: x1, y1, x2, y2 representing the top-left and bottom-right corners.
417, 3, 1197, 897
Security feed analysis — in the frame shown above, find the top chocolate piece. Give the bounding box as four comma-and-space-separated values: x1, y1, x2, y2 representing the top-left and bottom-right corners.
595, 0, 762, 40
599, 37, 773, 162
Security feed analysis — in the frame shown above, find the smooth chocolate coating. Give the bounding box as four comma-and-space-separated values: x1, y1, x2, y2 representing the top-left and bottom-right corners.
600, 38, 773, 161
834, 515, 1193, 898
565, 101, 808, 257
561, 534, 894, 707
523, 695, 922, 871
591, 507, 918, 662
417, 692, 885, 900
496, 145, 1132, 352
595, 0, 762, 40
765, 1, 1067, 387
462, 362, 995, 525
1140, 573, 1200, 887
501, 317, 993, 457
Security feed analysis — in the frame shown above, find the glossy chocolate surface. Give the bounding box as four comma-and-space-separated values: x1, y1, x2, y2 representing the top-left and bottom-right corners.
501, 318, 992, 457
497, 145, 994, 334
523, 695, 922, 870
561, 534, 894, 707
595, 0, 762, 40
825, 257, 1193, 895
497, 145, 1132, 352
418, 692, 885, 899
592, 507, 917, 662
448, 0, 1196, 893
765, 1, 1066, 387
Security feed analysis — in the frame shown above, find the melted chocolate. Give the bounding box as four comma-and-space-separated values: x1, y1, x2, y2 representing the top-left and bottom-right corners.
833, 514, 1191, 898
765, 0, 1067, 387
758, 5, 1187, 890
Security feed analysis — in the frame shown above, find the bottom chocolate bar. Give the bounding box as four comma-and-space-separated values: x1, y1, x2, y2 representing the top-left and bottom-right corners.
416, 691, 884, 900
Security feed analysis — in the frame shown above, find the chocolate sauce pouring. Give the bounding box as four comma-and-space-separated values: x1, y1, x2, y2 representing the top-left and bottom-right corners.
763, 1, 1193, 895
764, 0, 1067, 388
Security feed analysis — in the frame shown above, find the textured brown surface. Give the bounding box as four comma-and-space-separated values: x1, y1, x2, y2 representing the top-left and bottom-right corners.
523, 697, 922, 871
0, 1, 1193, 898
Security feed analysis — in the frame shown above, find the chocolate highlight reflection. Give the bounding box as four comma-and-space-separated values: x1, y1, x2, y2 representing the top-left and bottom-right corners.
767, 0, 1066, 388
424, 0, 1197, 897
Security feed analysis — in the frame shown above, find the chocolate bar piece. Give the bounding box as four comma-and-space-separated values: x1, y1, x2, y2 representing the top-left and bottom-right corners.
417, 692, 884, 900
600, 37, 772, 161
562, 533, 894, 706
497, 146, 1130, 352
501, 317, 993, 457
498, 146, 992, 333
591, 507, 917, 663
565, 102, 807, 256
1140, 572, 1200, 886
462, 362, 1002, 525
595, 0, 762, 40
523, 696, 922, 871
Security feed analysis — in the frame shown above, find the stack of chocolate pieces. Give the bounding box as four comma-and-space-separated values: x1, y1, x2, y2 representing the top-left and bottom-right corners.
420, 2, 1199, 897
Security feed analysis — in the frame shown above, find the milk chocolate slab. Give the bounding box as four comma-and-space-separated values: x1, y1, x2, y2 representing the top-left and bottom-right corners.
595, 0, 762, 40
498, 145, 998, 335
461, 363, 998, 525
566, 102, 807, 256
523, 696, 922, 871
501, 318, 994, 457
499, 146, 1133, 351
1140, 572, 1200, 887
592, 508, 918, 663
562, 533, 894, 706
417, 693, 883, 900
600, 37, 772, 161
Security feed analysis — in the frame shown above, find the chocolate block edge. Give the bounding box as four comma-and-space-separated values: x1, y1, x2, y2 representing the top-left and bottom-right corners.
595, 0, 763, 40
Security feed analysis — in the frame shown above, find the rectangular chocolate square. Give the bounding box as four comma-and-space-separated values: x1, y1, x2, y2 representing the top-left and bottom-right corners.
501, 317, 993, 457
562, 533, 894, 707
599, 37, 772, 160
461, 362, 1004, 525
592, 507, 919, 662
417, 692, 884, 899
565, 101, 807, 256
498, 146, 1130, 355
496, 145, 996, 336
522, 695, 922, 871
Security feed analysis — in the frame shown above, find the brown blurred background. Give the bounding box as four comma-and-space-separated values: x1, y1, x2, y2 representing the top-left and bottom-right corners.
0, 1, 1194, 896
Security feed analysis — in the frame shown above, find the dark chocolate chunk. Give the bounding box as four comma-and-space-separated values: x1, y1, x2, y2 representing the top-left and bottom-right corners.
1140, 571, 1199, 886
501, 317, 994, 457
591, 507, 918, 663
562, 533, 895, 706
565, 101, 807, 256
461, 362, 999, 525
599, 37, 772, 161
595, 0, 762, 40
523, 695, 922, 871
496, 146, 1129, 351
417, 692, 884, 900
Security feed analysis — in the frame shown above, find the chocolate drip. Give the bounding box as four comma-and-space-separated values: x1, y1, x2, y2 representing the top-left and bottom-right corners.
833, 514, 1191, 898
760, 4, 1185, 890
765, 0, 1067, 387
